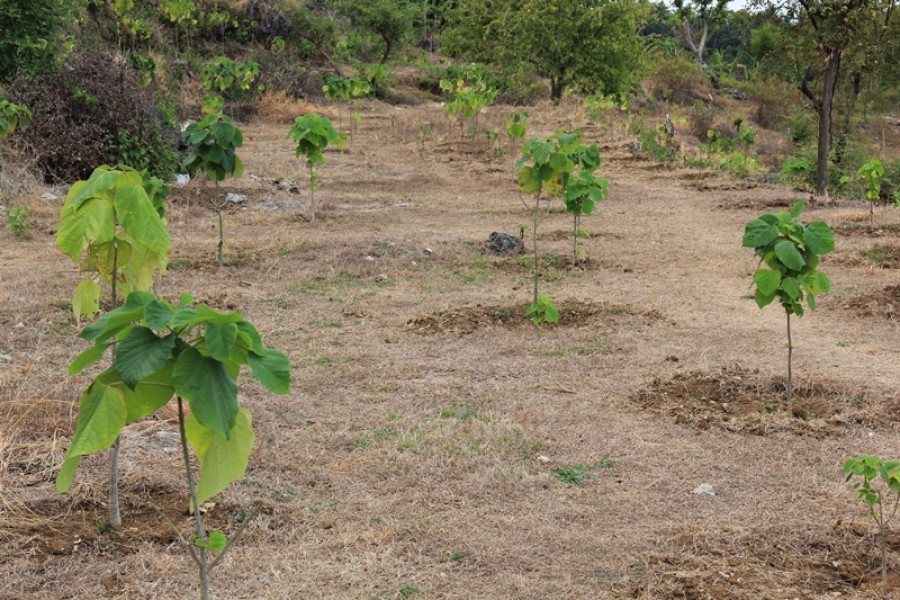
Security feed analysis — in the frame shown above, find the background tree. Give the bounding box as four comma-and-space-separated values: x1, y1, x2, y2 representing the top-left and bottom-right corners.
0, 0, 72, 82
444, 0, 650, 103
334, 0, 417, 64
673, 0, 730, 73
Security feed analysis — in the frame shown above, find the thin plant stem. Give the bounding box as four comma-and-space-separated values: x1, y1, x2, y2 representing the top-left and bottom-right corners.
216, 181, 224, 268
532, 193, 540, 305
786, 311, 793, 415
108, 237, 122, 529
178, 397, 211, 600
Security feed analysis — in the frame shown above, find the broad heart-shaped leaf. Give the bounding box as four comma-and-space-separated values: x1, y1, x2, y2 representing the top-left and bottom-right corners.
72, 278, 101, 322
205, 322, 238, 362
57, 197, 116, 260
82, 238, 133, 283
173, 346, 238, 439
115, 327, 176, 389
781, 277, 801, 301
67, 376, 127, 458
114, 184, 171, 256
804, 221, 835, 255
517, 165, 544, 195
248, 349, 292, 394
185, 408, 255, 506
118, 241, 167, 295
753, 268, 781, 297
66, 167, 120, 209
119, 362, 175, 423
774, 240, 806, 271
144, 299, 175, 330
742, 218, 779, 248
235, 321, 264, 354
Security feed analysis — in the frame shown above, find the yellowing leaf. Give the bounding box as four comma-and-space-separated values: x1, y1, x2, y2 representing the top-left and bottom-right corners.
185, 408, 255, 506
72, 279, 101, 321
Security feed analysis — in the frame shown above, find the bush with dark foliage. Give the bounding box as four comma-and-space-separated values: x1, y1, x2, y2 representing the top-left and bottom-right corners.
11, 52, 181, 183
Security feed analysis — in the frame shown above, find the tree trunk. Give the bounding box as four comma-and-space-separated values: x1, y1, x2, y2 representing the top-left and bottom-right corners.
815, 48, 841, 196
550, 77, 564, 104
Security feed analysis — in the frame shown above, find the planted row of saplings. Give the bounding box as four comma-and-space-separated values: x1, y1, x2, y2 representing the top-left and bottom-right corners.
26, 93, 900, 597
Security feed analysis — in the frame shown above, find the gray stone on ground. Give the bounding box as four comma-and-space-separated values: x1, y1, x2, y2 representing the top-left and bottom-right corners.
484, 231, 525, 254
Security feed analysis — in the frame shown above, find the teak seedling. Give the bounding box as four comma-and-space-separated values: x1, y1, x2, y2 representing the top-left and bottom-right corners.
57, 164, 172, 528
742, 200, 834, 413
857, 159, 885, 231
439, 75, 497, 141
843, 456, 900, 596
322, 74, 371, 132
515, 130, 605, 321
58, 290, 291, 600
182, 113, 245, 267
0, 99, 31, 198
288, 114, 346, 223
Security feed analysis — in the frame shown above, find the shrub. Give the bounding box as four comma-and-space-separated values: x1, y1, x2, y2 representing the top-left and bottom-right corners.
0, 0, 71, 82
648, 54, 707, 106
735, 74, 796, 129
12, 52, 181, 183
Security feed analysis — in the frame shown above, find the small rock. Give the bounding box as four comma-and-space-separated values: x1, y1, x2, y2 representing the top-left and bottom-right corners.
537, 455, 550, 464
289, 186, 300, 195
692, 483, 715, 496
41, 192, 60, 201
225, 193, 246, 204
423, 247, 433, 255
483, 231, 525, 254
721, 402, 732, 413
0, 352, 11, 362
173, 173, 190, 185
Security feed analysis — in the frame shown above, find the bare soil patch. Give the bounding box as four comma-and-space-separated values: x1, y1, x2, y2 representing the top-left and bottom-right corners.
633, 365, 895, 437
406, 300, 658, 335
837, 284, 900, 320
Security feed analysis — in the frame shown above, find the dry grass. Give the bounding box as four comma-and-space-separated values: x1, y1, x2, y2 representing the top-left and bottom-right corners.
1, 99, 899, 599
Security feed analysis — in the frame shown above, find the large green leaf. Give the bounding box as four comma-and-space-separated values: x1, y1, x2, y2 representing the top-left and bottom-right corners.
517, 165, 543, 194
753, 268, 781, 297
173, 347, 238, 439
205, 322, 238, 362
67, 167, 120, 209
68, 378, 127, 458
185, 408, 255, 506
56, 197, 116, 260
114, 185, 171, 256
248, 349, 292, 394
804, 221, 835, 255
774, 240, 805, 271
742, 219, 778, 248
120, 362, 175, 423
144, 299, 175, 330
115, 327, 176, 389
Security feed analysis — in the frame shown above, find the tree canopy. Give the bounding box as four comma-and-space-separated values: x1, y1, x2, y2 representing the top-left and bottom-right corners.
443, 0, 651, 102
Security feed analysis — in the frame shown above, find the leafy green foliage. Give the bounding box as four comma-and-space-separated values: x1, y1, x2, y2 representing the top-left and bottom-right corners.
202, 57, 260, 101
4, 204, 30, 237
505, 111, 528, 140
0, 0, 71, 82
56, 165, 171, 321
288, 114, 345, 223
0, 99, 31, 139
742, 201, 834, 316
322, 74, 372, 103
443, 0, 649, 102
526, 295, 559, 325
58, 290, 292, 503
440, 72, 497, 139
843, 455, 900, 592
182, 114, 245, 183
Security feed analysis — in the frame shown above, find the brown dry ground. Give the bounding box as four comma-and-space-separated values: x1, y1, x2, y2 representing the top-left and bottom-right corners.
1, 100, 899, 600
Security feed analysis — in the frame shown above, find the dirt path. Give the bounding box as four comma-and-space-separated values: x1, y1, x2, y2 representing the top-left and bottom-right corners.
1, 101, 898, 599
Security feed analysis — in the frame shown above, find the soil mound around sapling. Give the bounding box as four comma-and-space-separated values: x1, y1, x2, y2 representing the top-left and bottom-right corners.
717, 196, 813, 211
621, 521, 900, 599
687, 179, 761, 192
632, 365, 893, 437
832, 220, 900, 238
837, 285, 900, 320
406, 301, 659, 335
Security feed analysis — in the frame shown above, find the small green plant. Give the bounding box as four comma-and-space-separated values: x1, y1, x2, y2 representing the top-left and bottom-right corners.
742, 200, 834, 414
440, 71, 497, 140
857, 159, 885, 231
288, 114, 346, 223
57, 290, 291, 600
526, 294, 559, 325
505, 111, 528, 153
322, 74, 372, 131
843, 456, 900, 596
516, 130, 604, 316
202, 57, 260, 101
563, 150, 608, 266
182, 113, 245, 267
482, 129, 503, 156
57, 164, 171, 528
0, 99, 32, 139
418, 121, 431, 159
4, 204, 29, 237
